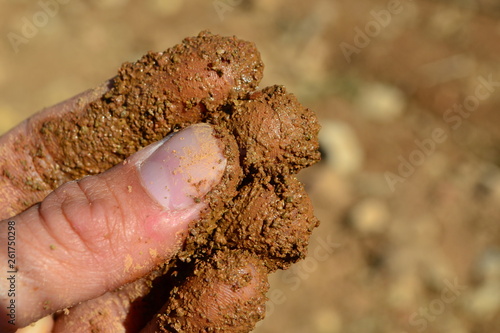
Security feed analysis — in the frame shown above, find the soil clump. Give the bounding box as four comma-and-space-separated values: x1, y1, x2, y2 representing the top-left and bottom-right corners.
37, 31, 320, 332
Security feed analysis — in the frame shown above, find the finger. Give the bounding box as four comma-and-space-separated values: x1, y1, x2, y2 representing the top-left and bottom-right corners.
0, 124, 226, 331
52, 251, 269, 333
0, 31, 263, 217
141, 250, 269, 333
0, 81, 111, 219
52, 274, 155, 333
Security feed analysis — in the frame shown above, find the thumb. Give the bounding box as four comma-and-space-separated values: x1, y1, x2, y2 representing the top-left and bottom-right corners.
0, 123, 226, 331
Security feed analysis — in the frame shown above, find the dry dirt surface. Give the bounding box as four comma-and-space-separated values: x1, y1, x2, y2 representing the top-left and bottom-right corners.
1, 0, 500, 332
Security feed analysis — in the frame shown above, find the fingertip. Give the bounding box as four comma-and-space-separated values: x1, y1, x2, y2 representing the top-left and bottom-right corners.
143, 250, 269, 333
0, 124, 228, 329
137, 123, 227, 211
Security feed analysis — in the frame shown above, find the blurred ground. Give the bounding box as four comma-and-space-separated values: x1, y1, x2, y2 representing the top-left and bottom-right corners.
1, 0, 500, 332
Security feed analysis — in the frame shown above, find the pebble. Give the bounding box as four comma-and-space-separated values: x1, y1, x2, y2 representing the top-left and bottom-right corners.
465, 248, 500, 318
477, 166, 500, 203
349, 197, 390, 234
467, 283, 500, 317
475, 248, 500, 282
355, 82, 406, 122
307, 165, 353, 211
318, 120, 364, 176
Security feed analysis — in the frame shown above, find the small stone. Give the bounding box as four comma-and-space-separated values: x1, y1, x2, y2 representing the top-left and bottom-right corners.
475, 248, 500, 282
307, 165, 353, 211
318, 120, 364, 176
467, 283, 500, 317
355, 82, 406, 122
349, 197, 390, 234
477, 166, 500, 203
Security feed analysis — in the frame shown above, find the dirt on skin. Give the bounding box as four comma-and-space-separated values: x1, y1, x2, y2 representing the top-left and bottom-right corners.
144, 250, 270, 333
34, 30, 263, 188
35, 31, 320, 332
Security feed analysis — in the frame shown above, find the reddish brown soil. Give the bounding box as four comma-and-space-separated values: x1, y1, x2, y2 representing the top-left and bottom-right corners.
17, 32, 321, 332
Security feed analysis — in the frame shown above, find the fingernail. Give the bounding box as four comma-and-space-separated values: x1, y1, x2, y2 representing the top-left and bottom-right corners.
137, 124, 227, 210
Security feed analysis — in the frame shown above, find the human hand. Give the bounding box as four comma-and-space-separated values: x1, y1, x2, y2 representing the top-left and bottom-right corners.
0, 120, 228, 332
0, 32, 268, 332
0, 31, 320, 333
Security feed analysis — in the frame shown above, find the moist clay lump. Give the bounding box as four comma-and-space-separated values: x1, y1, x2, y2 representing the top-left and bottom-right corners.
37, 31, 320, 332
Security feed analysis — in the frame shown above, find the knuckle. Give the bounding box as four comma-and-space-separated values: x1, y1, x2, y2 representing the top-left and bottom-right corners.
38, 176, 127, 264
